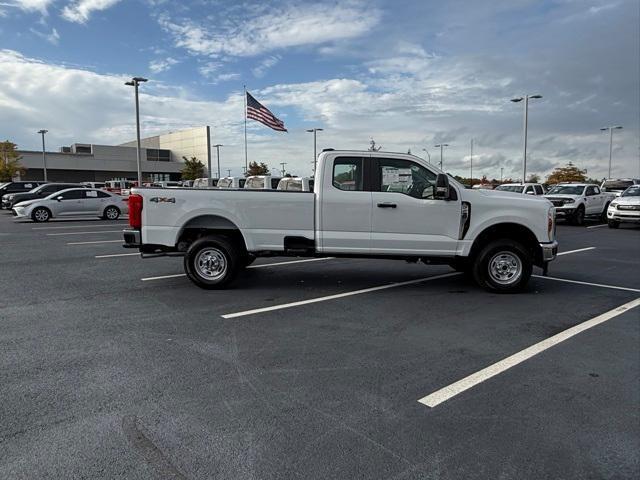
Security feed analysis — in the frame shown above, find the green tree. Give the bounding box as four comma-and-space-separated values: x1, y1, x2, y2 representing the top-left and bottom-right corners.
526, 173, 540, 183
546, 162, 587, 184
181, 156, 205, 180
246, 161, 270, 176
0, 141, 26, 181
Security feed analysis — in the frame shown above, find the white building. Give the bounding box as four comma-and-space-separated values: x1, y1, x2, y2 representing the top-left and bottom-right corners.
18, 126, 211, 183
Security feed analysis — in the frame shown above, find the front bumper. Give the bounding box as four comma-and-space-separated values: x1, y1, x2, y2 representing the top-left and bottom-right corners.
553, 206, 575, 216
540, 241, 558, 262
12, 207, 28, 218
123, 228, 141, 248
1, 200, 12, 209
607, 210, 640, 223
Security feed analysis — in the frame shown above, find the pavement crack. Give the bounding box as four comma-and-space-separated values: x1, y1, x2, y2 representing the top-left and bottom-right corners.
122, 415, 188, 480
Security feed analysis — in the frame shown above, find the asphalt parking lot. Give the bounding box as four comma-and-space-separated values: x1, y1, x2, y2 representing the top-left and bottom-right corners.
1, 212, 638, 479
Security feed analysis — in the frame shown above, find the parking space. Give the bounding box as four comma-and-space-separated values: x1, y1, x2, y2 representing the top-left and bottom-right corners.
1, 213, 638, 479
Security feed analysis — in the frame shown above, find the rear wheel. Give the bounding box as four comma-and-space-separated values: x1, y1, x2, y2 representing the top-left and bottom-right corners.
184, 236, 241, 289
472, 239, 532, 293
103, 206, 120, 220
608, 220, 620, 229
31, 207, 51, 223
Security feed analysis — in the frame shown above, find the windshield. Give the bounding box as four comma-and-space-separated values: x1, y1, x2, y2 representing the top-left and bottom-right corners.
621, 186, 640, 197
496, 185, 524, 193
0, 182, 9, 189
547, 185, 585, 195
245, 177, 265, 189
218, 178, 232, 188
603, 180, 634, 191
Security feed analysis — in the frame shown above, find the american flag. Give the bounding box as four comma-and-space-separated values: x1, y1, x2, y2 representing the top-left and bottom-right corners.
246, 91, 287, 132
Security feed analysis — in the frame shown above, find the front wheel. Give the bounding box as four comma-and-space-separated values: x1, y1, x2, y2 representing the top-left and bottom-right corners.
472, 240, 533, 293
601, 203, 610, 223
572, 206, 585, 226
184, 236, 241, 289
31, 207, 51, 223
103, 206, 120, 220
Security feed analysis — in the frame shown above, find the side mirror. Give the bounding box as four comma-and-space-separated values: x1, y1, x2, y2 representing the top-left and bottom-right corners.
526, 190, 535, 195
434, 174, 450, 200
56, 196, 63, 202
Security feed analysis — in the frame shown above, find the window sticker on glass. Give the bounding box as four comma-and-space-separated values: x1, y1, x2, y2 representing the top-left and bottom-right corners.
86, 190, 98, 197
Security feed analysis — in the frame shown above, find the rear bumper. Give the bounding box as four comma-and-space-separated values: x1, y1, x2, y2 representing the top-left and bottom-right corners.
122, 228, 141, 248
540, 241, 558, 262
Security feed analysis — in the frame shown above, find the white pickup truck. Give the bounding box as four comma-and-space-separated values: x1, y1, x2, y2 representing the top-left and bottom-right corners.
123, 150, 557, 292
544, 183, 615, 225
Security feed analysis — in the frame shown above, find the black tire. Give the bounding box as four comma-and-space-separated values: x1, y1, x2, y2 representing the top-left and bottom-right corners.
243, 253, 257, 267
601, 203, 610, 223
572, 205, 585, 226
472, 239, 533, 293
184, 236, 241, 289
608, 220, 620, 229
103, 206, 120, 220
31, 207, 51, 223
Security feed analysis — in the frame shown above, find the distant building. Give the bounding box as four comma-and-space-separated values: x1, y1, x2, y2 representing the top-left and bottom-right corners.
18, 126, 210, 183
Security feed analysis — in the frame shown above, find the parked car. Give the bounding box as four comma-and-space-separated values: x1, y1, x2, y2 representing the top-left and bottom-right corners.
0, 181, 44, 208
124, 150, 558, 293
105, 180, 136, 195
606, 185, 640, 228
12, 188, 128, 222
495, 183, 545, 195
601, 178, 640, 197
3, 182, 85, 209
217, 177, 246, 189
544, 183, 615, 225
81, 182, 106, 189
193, 178, 218, 188
181, 180, 194, 188
276, 177, 314, 191
152, 181, 182, 188
244, 175, 282, 189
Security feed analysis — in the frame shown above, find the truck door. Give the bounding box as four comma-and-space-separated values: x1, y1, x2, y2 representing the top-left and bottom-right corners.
319, 156, 371, 253
370, 157, 460, 256
584, 185, 602, 214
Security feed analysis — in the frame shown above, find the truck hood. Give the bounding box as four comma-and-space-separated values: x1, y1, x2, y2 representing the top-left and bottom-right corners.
544, 194, 580, 200
613, 196, 640, 205
466, 188, 552, 206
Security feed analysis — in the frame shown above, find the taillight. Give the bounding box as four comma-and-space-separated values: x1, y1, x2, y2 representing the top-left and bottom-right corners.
129, 193, 143, 229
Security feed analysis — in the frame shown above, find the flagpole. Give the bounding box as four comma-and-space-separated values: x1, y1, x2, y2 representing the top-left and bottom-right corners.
243, 85, 248, 173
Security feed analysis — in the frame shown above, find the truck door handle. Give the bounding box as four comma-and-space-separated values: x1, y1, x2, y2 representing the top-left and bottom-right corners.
377, 202, 397, 208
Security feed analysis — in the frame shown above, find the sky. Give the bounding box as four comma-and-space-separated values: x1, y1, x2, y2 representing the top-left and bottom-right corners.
0, 0, 638, 179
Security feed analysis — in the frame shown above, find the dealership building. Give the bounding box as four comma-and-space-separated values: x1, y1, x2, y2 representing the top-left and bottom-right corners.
17, 126, 211, 183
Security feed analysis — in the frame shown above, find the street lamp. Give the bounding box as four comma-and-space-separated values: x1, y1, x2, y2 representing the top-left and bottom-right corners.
434, 143, 449, 170
306, 128, 323, 174
212, 144, 223, 181
600, 126, 623, 178
124, 77, 148, 185
511, 94, 542, 182
37, 129, 48, 182
422, 148, 431, 164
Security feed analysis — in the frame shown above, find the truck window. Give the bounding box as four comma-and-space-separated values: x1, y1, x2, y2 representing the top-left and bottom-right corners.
534, 185, 543, 195
585, 186, 596, 196
333, 158, 363, 191
377, 158, 436, 199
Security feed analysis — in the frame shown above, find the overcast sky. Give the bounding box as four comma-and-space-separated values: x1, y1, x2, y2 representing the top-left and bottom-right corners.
0, 0, 638, 179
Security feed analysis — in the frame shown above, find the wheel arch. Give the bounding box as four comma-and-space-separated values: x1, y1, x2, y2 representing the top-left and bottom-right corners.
469, 222, 541, 266
176, 214, 248, 254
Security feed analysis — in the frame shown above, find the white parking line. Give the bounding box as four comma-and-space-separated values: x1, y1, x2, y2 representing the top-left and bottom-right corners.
557, 247, 595, 256
586, 224, 608, 229
533, 275, 640, 293
67, 239, 123, 245
221, 272, 461, 319
33, 223, 126, 230
418, 297, 640, 408
47, 230, 122, 236
95, 252, 140, 258
140, 258, 336, 281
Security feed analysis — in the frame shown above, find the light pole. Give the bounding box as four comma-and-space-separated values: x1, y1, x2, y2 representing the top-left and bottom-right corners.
280, 162, 287, 176
500, 167, 504, 183
227, 169, 232, 176
213, 144, 223, 180
306, 128, 323, 174
125, 77, 148, 185
469, 138, 473, 188
422, 148, 431, 164
600, 126, 623, 178
434, 143, 449, 170
37, 129, 48, 182
511, 94, 542, 182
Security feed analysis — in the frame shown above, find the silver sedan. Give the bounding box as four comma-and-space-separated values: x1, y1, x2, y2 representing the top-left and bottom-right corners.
12, 188, 128, 222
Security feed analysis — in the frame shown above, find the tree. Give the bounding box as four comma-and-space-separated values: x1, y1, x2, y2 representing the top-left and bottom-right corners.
181, 156, 205, 180
0, 141, 26, 181
246, 161, 270, 176
546, 162, 587, 184
368, 138, 382, 151
526, 173, 540, 183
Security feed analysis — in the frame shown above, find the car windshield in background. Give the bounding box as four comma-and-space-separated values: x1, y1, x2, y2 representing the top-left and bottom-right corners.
621, 186, 640, 197
603, 180, 634, 191
547, 185, 585, 195
495, 185, 524, 193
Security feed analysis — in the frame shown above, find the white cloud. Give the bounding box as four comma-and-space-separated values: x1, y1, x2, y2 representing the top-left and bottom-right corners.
159, 0, 381, 57
252, 55, 280, 78
30, 26, 60, 44
2, 0, 53, 14
61, 0, 121, 23
149, 57, 178, 74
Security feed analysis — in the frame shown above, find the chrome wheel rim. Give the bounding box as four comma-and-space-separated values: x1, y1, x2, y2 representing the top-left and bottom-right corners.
34, 209, 48, 221
488, 251, 522, 285
106, 208, 118, 219
195, 248, 227, 281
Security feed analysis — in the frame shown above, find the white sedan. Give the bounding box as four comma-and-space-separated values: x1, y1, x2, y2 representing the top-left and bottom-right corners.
12, 188, 128, 222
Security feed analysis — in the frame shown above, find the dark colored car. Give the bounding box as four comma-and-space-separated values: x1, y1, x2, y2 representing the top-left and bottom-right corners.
0, 181, 45, 208
3, 183, 85, 209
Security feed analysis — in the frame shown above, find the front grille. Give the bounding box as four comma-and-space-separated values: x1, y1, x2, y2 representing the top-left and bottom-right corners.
617, 204, 640, 211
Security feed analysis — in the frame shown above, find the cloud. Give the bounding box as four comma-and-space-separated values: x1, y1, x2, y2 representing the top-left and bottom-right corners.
1, 0, 53, 14
149, 57, 178, 74
30, 26, 59, 44
158, 0, 381, 57
252, 55, 280, 78
61, 0, 121, 23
